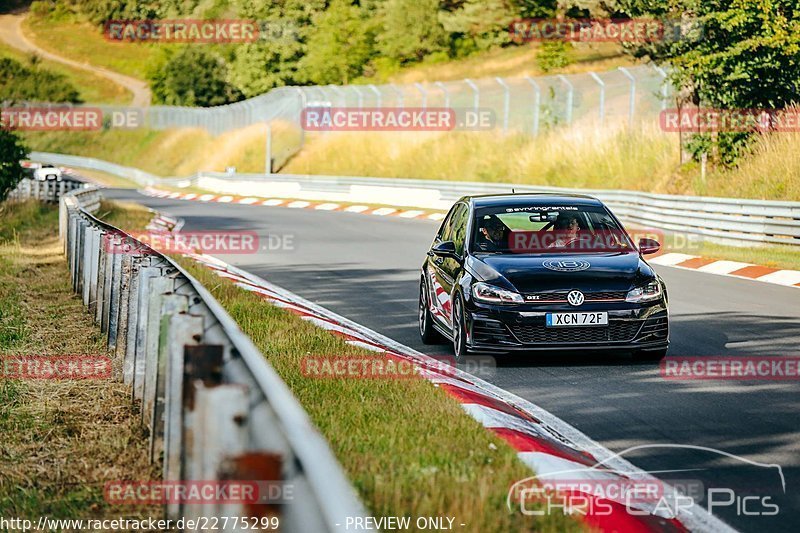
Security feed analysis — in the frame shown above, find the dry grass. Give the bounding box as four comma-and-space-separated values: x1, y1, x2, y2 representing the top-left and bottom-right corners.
25, 121, 302, 178
284, 123, 800, 201
0, 200, 159, 519
387, 42, 632, 84
99, 199, 585, 533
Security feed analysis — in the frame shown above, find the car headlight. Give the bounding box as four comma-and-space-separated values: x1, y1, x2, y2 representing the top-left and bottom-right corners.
625, 280, 663, 303
472, 282, 524, 304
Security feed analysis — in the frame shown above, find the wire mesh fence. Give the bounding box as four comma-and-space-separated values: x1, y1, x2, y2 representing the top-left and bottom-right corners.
6, 64, 670, 171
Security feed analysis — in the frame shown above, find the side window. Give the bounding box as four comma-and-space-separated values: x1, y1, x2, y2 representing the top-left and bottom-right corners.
450, 205, 469, 256
437, 204, 461, 242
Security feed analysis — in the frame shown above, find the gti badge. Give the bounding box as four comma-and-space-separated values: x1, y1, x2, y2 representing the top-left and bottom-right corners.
567, 290, 585, 306
543, 260, 591, 272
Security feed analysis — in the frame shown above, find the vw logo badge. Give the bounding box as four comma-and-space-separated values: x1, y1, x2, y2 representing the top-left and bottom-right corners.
567, 290, 585, 306
543, 260, 591, 272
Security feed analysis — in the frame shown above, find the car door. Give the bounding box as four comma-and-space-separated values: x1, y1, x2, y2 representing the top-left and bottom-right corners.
428, 203, 467, 328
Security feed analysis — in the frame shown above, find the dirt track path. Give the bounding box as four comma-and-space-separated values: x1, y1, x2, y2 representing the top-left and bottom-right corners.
0, 12, 151, 106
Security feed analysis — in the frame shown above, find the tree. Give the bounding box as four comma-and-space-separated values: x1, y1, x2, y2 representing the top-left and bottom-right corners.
0, 127, 27, 202
377, 0, 448, 63
440, 0, 520, 54
148, 47, 244, 106
619, 0, 800, 164
298, 0, 376, 85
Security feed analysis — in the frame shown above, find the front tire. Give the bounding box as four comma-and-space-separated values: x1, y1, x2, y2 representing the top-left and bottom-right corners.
452, 296, 469, 362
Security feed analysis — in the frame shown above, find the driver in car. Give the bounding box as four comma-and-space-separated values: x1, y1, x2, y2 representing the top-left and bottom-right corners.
548, 215, 581, 248
476, 215, 506, 251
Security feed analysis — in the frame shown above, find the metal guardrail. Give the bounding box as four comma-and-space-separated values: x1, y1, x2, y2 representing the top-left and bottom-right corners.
7, 176, 86, 203
194, 172, 800, 247
37, 152, 800, 246
60, 187, 369, 531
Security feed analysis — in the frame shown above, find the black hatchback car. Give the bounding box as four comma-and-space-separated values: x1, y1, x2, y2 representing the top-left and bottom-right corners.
419, 194, 669, 360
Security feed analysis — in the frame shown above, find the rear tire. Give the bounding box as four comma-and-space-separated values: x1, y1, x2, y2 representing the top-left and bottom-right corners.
419, 279, 443, 344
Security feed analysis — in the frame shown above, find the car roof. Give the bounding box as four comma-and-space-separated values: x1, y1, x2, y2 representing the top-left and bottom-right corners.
465, 193, 604, 208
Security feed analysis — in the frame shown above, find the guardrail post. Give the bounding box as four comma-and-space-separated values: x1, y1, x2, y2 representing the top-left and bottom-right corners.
588, 71, 606, 125
113, 252, 134, 373
131, 265, 163, 398
97, 232, 116, 333
524, 76, 541, 136
81, 223, 92, 304
142, 274, 175, 423
123, 257, 147, 384
150, 293, 190, 463
652, 65, 669, 110
618, 67, 636, 127
87, 227, 102, 316
464, 78, 479, 115
368, 84, 382, 107
351, 86, 364, 109
390, 84, 404, 107
181, 344, 224, 518
557, 74, 574, 125
162, 314, 204, 510
434, 81, 450, 109
495, 77, 510, 134
414, 83, 428, 109
107, 239, 124, 349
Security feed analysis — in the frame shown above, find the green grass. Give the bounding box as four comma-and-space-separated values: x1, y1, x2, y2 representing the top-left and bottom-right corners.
24, 15, 161, 81
99, 199, 585, 533
0, 40, 130, 104
0, 200, 159, 519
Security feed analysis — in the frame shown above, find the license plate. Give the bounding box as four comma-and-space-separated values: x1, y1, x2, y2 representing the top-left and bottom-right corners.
546, 312, 608, 327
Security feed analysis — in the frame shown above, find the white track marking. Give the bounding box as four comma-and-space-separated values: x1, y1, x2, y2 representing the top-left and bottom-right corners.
698, 260, 752, 274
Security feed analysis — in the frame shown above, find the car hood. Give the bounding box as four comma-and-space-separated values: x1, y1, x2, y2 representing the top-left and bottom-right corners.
466, 252, 655, 293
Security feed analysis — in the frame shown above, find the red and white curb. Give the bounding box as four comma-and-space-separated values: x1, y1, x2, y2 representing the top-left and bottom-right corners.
183, 253, 737, 533
649, 252, 800, 289
145, 206, 732, 533
142, 187, 447, 221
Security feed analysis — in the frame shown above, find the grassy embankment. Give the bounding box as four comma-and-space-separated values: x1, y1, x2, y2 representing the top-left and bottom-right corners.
0, 40, 129, 104
0, 200, 158, 519
99, 200, 584, 533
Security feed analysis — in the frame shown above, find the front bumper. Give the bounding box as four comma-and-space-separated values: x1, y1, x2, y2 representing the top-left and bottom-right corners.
464, 301, 669, 352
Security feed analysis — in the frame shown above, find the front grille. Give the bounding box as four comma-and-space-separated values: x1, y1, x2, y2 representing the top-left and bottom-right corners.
524, 290, 627, 303
510, 320, 642, 344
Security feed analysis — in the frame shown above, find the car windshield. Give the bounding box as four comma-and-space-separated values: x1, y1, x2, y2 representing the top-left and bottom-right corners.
471, 203, 634, 254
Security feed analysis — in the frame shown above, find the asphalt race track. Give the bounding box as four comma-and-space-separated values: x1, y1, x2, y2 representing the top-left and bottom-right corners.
106, 188, 800, 532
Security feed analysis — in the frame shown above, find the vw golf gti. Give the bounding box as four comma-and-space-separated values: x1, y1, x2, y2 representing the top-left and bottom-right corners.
419, 194, 669, 360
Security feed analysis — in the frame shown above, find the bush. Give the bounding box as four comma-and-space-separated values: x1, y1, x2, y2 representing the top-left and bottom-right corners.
148, 47, 244, 107
0, 57, 82, 104
0, 128, 27, 202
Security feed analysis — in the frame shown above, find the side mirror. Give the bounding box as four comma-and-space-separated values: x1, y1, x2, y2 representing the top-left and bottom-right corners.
430, 240, 457, 258
638, 238, 661, 255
